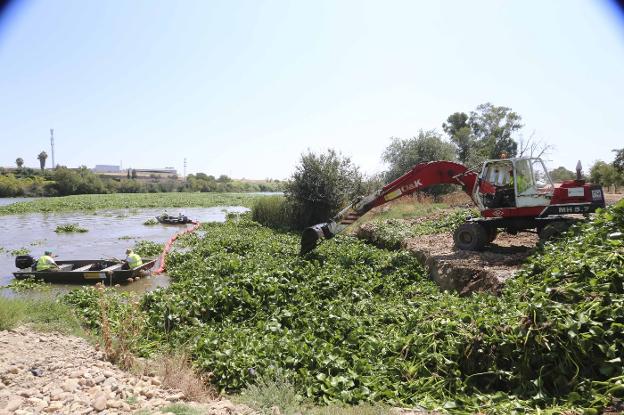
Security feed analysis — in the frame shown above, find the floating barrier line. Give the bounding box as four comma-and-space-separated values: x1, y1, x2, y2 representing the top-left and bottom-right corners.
154, 221, 201, 275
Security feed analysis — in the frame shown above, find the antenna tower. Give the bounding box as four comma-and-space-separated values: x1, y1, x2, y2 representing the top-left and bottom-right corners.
50, 129, 55, 168
183, 158, 187, 179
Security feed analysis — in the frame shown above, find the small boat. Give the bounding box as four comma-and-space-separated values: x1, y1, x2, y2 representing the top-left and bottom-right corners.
13, 256, 157, 284
156, 214, 194, 225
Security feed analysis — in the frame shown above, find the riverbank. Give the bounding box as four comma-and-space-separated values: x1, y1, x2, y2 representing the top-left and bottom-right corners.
0, 326, 255, 415
0, 193, 263, 216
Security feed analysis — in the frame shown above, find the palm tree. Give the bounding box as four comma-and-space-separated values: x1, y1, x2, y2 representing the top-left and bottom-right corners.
15, 158, 24, 169
37, 151, 48, 171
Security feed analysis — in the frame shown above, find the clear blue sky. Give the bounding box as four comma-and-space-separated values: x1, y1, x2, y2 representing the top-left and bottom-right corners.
0, 0, 623, 179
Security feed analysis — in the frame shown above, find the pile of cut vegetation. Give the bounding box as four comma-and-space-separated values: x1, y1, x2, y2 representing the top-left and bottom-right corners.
64, 201, 624, 414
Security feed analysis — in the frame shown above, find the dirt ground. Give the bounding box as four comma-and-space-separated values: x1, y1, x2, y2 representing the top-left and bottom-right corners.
358, 219, 536, 295
605, 192, 624, 205
403, 230, 537, 294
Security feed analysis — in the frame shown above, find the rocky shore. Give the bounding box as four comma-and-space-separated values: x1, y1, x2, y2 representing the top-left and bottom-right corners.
0, 327, 254, 415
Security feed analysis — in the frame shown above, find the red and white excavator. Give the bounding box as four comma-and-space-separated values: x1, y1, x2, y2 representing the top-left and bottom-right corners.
300, 157, 605, 254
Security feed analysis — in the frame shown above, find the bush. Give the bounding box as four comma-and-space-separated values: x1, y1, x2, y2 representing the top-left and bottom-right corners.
285, 149, 363, 229
251, 196, 296, 230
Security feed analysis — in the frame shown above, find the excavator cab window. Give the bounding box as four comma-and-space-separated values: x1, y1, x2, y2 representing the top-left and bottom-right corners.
480, 160, 516, 208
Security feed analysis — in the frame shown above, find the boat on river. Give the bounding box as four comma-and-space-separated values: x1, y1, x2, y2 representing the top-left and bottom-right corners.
156, 214, 194, 225
13, 256, 157, 284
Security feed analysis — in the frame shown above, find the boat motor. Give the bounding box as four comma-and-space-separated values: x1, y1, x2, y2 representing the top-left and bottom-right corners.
15, 255, 35, 269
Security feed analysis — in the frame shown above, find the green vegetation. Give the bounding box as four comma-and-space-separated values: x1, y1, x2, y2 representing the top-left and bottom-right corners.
362, 208, 477, 249
0, 192, 258, 216
0, 296, 84, 334
3, 277, 48, 292
0, 164, 283, 197
143, 218, 159, 225
549, 166, 576, 182
382, 130, 457, 198
251, 196, 294, 230
133, 240, 164, 257
363, 197, 448, 222
54, 223, 88, 233
61, 201, 624, 413
285, 149, 364, 229
591, 160, 624, 193
443, 103, 523, 166
9, 247, 30, 256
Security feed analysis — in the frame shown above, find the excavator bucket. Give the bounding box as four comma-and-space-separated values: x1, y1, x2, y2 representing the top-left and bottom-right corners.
300, 227, 320, 255
300, 223, 332, 255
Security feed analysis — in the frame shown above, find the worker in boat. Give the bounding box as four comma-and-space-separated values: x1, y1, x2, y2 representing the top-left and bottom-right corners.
123, 248, 143, 270
36, 250, 59, 271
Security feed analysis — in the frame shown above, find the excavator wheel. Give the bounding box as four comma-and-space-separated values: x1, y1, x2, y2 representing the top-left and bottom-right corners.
453, 222, 488, 251
538, 221, 571, 241
485, 226, 498, 243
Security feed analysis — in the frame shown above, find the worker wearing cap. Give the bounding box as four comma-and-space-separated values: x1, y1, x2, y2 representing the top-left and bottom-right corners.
36, 250, 59, 271
124, 249, 143, 270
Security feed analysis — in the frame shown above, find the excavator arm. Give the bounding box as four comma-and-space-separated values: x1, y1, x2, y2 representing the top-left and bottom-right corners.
300, 160, 479, 255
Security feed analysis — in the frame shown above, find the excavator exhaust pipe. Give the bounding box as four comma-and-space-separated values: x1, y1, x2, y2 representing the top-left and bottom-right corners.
300, 223, 333, 255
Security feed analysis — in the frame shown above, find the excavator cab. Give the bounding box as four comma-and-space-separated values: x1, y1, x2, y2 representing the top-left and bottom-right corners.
478, 158, 554, 209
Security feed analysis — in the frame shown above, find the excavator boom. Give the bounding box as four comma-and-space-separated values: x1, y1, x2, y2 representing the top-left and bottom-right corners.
300, 161, 478, 255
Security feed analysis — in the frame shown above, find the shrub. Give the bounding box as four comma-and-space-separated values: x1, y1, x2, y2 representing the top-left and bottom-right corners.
285, 149, 363, 229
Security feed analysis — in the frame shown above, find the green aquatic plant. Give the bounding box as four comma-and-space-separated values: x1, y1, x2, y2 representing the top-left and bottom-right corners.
9, 248, 30, 256
0, 193, 258, 216
143, 218, 158, 225
54, 223, 88, 233
133, 240, 164, 257
63, 201, 624, 413
4, 277, 48, 292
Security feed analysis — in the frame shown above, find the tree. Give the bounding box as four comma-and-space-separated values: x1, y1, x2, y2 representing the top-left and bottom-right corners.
469, 103, 522, 160
15, 158, 24, 169
613, 148, 624, 172
382, 130, 457, 181
549, 166, 575, 182
590, 161, 623, 193
285, 149, 363, 228
443, 103, 523, 166
37, 151, 48, 171
131, 169, 137, 179
381, 130, 457, 199
442, 112, 473, 163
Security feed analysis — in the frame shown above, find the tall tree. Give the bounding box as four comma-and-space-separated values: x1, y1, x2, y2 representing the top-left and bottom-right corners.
613, 148, 624, 172
15, 158, 24, 169
549, 166, 575, 182
382, 130, 457, 199
382, 130, 457, 182
443, 103, 524, 166
442, 112, 473, 164
37, 151, 48, 171
468, 103, 523, 161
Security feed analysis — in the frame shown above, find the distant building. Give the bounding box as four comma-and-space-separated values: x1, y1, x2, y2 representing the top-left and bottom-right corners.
134, 168, 178, 175
93, 165, 121, 173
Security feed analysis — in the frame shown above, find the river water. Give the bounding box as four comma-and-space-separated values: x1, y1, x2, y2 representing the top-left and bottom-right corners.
0, 197, 38, 206
0, 205, 247, 296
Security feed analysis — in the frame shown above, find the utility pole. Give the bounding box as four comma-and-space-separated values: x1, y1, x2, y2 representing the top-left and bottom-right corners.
183, 158, 187, 179
50, 129, 55, 168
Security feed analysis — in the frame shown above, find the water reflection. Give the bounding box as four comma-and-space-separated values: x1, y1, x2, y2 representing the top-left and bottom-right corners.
0, 206, 247, 296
